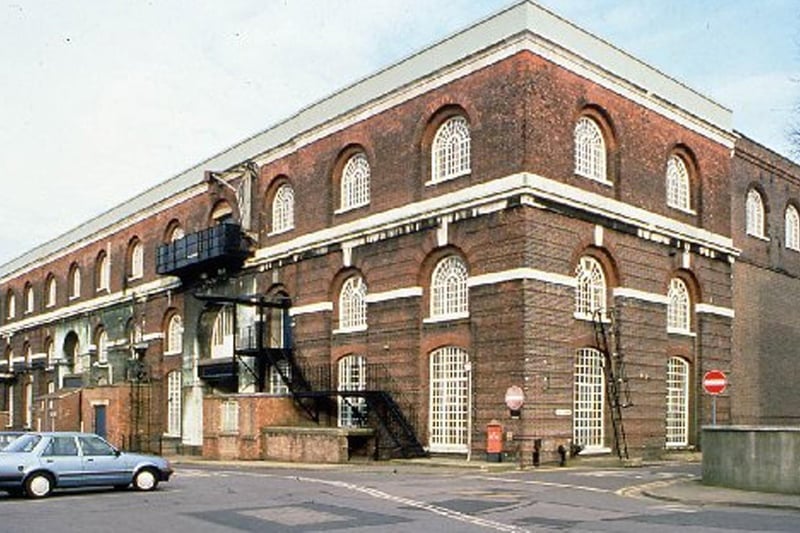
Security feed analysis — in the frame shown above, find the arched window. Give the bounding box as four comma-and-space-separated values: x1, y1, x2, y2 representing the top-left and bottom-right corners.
666, 155, 691, 211
339, 275, 367, 331
574, 116, 607, 182
666, 357, 690, 448
69, 263, 81, 299
95, 251, 110, 292
166, 370, 182, 437
785, 205, 800, 251
166, 314, 183, 355
341, 152, 370, 211
45, 274, 57, 308
129, 239, 144, 280
431, 116, 471, 183
166, 221, 185, 243
211, 202, 233, 225
337, 355, 367, 427
575, 256, 606, 319
667, 278, 691, 333
211, 307, 234, 359
573, 347, 605, 451
430, 255, 469, 319
429, 346, 470, 453
45, 338, 55, 368
96, 328, 108, 364
24, 283, 34, 314
746, 188, 765, 238
272, 183, 294, 234
5, 290, 15, 319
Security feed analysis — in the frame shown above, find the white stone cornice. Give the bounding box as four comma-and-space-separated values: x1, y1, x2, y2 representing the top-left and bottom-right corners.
613, 287, 670, 305
364, 287, 423, 303
696, 303, 735, 318
468, 268, 576, 288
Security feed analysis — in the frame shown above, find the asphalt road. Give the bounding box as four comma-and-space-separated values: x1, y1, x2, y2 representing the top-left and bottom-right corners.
0, 462, 796, 532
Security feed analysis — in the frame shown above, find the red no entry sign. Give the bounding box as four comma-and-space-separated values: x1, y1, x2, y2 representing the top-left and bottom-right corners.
505, 385, 525, 410
703, 370, 727, 395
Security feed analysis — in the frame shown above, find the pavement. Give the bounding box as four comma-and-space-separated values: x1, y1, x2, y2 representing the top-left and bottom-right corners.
169, 453, 800, 512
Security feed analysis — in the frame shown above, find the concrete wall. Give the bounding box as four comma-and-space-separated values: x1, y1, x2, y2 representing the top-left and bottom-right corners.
702, 426, 800, 494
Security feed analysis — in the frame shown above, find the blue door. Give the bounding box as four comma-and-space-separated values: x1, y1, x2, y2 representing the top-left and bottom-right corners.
94, 405, 107, 438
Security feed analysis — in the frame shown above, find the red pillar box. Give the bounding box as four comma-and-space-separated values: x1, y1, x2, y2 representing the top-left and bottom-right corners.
486, 420, 503, 462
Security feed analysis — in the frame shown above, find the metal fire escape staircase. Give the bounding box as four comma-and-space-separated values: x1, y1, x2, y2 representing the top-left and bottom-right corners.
593, 308, 631, 460
196, 293, 425, 459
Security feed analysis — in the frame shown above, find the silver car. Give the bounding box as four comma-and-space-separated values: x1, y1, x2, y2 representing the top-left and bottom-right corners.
0, 432, 173, 498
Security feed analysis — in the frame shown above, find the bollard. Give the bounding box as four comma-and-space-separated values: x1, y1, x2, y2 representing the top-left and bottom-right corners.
557, 444, 567, 467
532, 438, 542, 467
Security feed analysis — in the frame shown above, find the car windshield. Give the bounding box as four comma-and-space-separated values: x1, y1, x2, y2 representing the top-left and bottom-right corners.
3, 434, 42, 453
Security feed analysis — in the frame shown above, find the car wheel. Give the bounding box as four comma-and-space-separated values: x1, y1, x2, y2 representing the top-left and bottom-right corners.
25, 473, 53, 499
133, 468, 159, 491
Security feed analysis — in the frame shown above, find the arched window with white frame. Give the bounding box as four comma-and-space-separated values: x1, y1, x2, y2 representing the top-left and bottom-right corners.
430, 255, 469, 319
574, 116, 607, 182
431, 116, 471, 183
746, 188, 765, 238
166, 370, 182, 437
575, 256, 607, 319
337, 355, 367, 427
69, 264, 81, 299
129, 239, 144, 280
666, 357, 690, 448
24, 283, 34, 314
271, 183, 294, 234
96, 251, 110, 292
211, 307, 234, 359
96, 328, 108, 364
785, 205, 800, 251
45, 275, 57, 308
666, 155, 691, 211
667, 278, 691, 333
166, 314, 183, 355
338, 275, 367, 331
429, 346, 470, 453
341, 152, 370, 211
573, 347, 605, 451
6, 290, 15, 320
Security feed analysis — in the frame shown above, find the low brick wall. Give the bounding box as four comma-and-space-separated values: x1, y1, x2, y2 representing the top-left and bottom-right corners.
702, 426, 800, 494
262, 426, 375, 463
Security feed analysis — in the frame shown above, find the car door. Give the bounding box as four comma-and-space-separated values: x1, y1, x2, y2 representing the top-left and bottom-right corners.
78, 435, 131, 486
39, 436, 83, 487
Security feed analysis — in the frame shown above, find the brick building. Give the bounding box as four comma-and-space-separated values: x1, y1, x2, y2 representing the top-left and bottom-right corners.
0, 1, 789, 462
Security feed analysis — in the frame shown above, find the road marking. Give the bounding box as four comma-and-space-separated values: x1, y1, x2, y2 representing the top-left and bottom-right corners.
469, 475, 612, 494
216, 470, 531, 532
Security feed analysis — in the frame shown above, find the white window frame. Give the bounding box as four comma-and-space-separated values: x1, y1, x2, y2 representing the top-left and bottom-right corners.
166, 314, 183, 355
574, 116, 608, 184
46, 339, 55, 369
337, 355, 367, 427
169, 225, 185, 242
785, 205, 800, 251
337, 276, 367, 332
96, 253, 110, 292
70, 265, 81, 300
6, 291, 15, 319
46, 276, 57, 308
746, 188, 766, 239
96, 329, 108, 364
430, 116, 471, 184
129, 241, 144, 280
666, 357, 690, 448
666, 155, 691, 212
166, 370, 182, 437
667, 278, 691, 334
7, 384, 14, 428
271, 183, 294, 234
269, 360, 291, 395
340, 152, 370, 211
574, 256, 607, 320
24, 285, 34, 314
211, 307, 234, 359
24, 379, 33, 429
429, 256, 469, 320
573, 348, 606, 452
429, 346, 470, 453
220, 400, 239, 433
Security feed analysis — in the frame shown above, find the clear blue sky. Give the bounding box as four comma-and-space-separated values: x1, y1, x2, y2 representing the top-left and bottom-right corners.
1, 0, 798, 266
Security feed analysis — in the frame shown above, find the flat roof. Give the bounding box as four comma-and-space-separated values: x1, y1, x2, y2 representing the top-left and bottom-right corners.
0, 0, 733, 280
